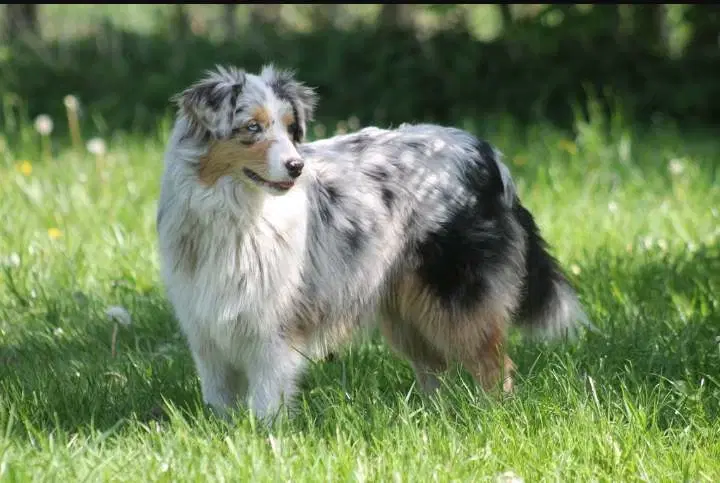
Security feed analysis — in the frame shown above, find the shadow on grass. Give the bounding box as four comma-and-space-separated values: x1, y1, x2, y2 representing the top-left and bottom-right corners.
1, 245, 718, 438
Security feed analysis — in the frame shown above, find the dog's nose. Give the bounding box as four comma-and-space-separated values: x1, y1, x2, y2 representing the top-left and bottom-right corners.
284, 158, 304, 179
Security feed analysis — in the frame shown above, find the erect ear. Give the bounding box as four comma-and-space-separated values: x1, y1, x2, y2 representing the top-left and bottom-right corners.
172, 65, 246, 139
260, 64, 319, 143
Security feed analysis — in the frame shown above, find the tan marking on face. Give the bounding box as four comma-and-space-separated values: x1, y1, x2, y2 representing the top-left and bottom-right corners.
198, 138, 273, 186
252, 106, 272, 129
281, 113, 295, 129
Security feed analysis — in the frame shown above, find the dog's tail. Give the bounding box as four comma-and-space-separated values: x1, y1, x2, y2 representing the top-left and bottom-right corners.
510, 200, 595, 339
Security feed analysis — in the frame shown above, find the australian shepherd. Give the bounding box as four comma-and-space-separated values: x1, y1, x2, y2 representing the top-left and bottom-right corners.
156, 65, 590, 422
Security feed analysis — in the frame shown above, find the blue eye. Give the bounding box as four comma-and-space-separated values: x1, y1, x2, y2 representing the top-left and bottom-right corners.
247, 121, 262, 133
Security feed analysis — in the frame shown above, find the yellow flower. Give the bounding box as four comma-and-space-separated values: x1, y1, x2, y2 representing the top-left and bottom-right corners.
48, 228, 62, 240
513, 155, 528, 166
16, 161, 32, 176
558, 139, 578, 156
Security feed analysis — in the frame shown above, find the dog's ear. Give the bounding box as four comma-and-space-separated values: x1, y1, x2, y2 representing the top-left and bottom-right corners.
172, 65, 246, 139
260, 64, 318, 143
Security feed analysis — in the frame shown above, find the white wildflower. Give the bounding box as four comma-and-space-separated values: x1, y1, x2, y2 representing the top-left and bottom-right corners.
63, 95, 79, 111
53, 327, 64, 337
107, 305, 131, 358
657, 239, 668, 251
86, 137, 107, 157
5, 252, 20, 268
496, 471, 524, 483
607, 201, 618, 213
313, 124, 326, 138
34, 114, 54, 136
347, 116, 360, 131
668, 158, 684, 175
335, 121, 348, 135
571, 264, 581, 275
106, 305, 132, 327
643, 236, 654, 250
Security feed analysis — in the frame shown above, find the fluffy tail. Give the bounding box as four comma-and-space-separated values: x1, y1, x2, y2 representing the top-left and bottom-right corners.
512, 201, 595, 339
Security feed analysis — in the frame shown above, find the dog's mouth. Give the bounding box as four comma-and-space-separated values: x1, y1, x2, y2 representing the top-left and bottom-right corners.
242, 168, 294, 192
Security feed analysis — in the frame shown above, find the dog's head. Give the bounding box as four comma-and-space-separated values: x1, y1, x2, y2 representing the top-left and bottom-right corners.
173, 64, 318, 193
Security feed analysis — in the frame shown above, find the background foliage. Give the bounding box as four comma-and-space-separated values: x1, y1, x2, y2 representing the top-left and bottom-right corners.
1, 4, 719, 143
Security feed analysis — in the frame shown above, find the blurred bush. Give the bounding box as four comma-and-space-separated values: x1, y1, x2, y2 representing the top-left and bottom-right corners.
0, 5, 718, 137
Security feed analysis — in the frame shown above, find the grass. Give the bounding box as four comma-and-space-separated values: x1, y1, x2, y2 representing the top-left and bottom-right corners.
0, 103, 719, 482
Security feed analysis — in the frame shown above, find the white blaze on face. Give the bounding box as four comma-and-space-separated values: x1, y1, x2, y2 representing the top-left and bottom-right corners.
264, 94, 301, 182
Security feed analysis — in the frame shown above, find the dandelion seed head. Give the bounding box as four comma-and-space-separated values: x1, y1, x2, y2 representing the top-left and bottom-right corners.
34, 114, 54, 136
496, 471, 524, 483
668, 158, 685, 175
86, 137, 107, 156
5, 252, 20, 268
313, 124, 326, 138
106, 306, 132, 327
347, 116, 360, 131
63, 95, 79, 111
335, 121, 348, 135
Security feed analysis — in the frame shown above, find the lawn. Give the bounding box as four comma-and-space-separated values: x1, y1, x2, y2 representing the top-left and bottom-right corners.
0, 106, 719, 481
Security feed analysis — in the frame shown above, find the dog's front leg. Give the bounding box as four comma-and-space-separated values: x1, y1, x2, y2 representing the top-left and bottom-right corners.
244, 338, 306, 423
188, 336, 248, 419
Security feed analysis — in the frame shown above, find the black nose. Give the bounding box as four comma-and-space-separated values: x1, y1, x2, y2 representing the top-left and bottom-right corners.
285, 158, 304, 178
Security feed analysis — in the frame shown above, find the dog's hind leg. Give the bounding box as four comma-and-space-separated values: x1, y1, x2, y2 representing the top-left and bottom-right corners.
455, 317, 515, 396
379, 315, 448, 394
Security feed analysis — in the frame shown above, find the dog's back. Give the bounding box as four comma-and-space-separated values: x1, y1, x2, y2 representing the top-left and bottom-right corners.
301, 123, 588, 393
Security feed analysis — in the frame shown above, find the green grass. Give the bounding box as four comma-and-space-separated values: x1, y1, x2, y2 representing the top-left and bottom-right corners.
1, 106, 719, 482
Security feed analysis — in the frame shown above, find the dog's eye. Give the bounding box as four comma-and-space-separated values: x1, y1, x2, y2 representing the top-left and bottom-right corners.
246, 121, 262, 133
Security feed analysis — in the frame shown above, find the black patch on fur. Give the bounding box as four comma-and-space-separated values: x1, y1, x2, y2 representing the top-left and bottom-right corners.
342, 218, 365, 253
203, 86, 226, 111
364, 165, 389, 183
513, 202, 569, 324
361, 164, 395, 211
415, 139, 513, 310
230, 82, 243, 106
267, 78, 290, 102
404, 140, 426, 152
289, 102, 303, 143
267, 80, 304, 143
315, 181, 342, 225
344, 134, 372, 152
381, 188, 395, 210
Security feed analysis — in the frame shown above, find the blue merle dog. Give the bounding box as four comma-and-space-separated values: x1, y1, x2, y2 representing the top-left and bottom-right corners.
156, 65, 590, 422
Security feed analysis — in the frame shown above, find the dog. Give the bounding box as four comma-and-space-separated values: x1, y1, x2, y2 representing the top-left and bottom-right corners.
156, 64, 591, 422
